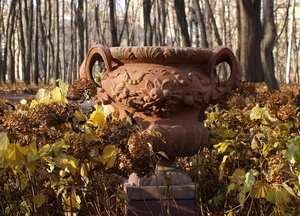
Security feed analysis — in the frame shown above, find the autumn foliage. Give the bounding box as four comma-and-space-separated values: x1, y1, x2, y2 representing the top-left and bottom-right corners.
1, 80, 300, 215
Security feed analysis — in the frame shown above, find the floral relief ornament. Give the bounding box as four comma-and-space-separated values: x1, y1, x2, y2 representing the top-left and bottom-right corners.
80, 45, 242, 157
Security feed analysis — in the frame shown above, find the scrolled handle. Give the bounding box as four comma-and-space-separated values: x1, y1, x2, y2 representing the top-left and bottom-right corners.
80, 44, 112, 80
80, 44, 113, 104
208, 46, 243, 104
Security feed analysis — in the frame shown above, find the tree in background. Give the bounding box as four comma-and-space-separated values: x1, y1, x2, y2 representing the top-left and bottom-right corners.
174, 0, 191, 47
0, 0, 297, 89
239, 0, 264, 83
261, 0, 280, 90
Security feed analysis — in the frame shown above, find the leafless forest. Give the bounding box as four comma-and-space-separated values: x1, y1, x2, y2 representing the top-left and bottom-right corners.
0, 0, 299, 89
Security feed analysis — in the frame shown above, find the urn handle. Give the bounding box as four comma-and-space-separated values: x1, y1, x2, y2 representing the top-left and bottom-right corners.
80, 44, 113, 104
208, 46, 243, 104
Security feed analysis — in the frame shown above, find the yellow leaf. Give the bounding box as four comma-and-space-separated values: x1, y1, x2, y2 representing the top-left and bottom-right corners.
36, 88, 51, 101
19, 141, 37, 155
100, 145, 120, 168
67, 155, 79, 175
58, 80, 69, 96
84, 132, 98, 141
55, 154, 69, 169
0, 132, 10, 168
51, 139, 66, 151
88, 105, 106, 129
102, 104, 114, 117
30, 99, 38, 108
214, 140, 234, 154
16, 173, 28, 190
282, 182, 297, 197
38, 144, 51, 155
39, 99, 56, 104
74, 110, 87, 122
6, 143, 25, 173
227, 211, 236, 216
26, 160, 38, 172
250, 104, 277, 124
33, 194, 47, 208
219, 155, 229, 181
64, 189, 81, 211
80, 163, 89, 177
51, 85, 68, 103
51, 86, 62, 101
250, 181, 271, 198
229, 168, 246, 185
251, 133, 264, 150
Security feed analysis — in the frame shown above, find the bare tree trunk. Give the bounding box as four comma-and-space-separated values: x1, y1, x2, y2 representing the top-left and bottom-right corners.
70, 0, 78, 82
54, 0, 60, 80
143, 0, 153, 46
0, 1, 5, 83
204, 0, 222, 46
85, 0, 89, 54
240, 0, 264, 82
18, 0, 26, 82
193, 0, 208, 48
285, 0, 295, 84
174, 0, 191, 47
77, 0, 85, 65
62, 0, 67, 82
24, 0, 34, 85
261, 0, 279, 90
109, 0, 119, 46
5, 0, 17, 84
118, 0, 130, 45
33, 0, 39, 84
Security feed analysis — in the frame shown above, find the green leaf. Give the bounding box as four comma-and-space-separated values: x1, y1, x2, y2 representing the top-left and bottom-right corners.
227, 183, 236, 194
265, 188, 276, 204
5, 206, 11, 214
285, 143, 300, 163
238, 189, 246, 204
27, 152, 39, 163
244, 172, 255, 192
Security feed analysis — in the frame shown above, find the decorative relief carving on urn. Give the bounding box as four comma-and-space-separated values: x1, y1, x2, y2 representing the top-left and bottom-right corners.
80, 44, 243, 158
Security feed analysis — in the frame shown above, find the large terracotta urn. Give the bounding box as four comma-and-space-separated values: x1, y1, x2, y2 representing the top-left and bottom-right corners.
80, 45, 242, 158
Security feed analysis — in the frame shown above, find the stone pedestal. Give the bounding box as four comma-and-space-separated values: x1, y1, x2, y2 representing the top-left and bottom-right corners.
124, 163, 198, 216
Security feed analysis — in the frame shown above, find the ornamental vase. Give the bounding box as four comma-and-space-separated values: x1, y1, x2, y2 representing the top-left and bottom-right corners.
80, 45, 242, 157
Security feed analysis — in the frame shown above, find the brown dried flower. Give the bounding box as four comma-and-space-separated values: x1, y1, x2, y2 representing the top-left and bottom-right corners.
68, 78, 97, 100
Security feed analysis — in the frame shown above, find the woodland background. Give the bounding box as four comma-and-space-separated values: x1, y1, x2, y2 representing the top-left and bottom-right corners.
0, 0, 299, 89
